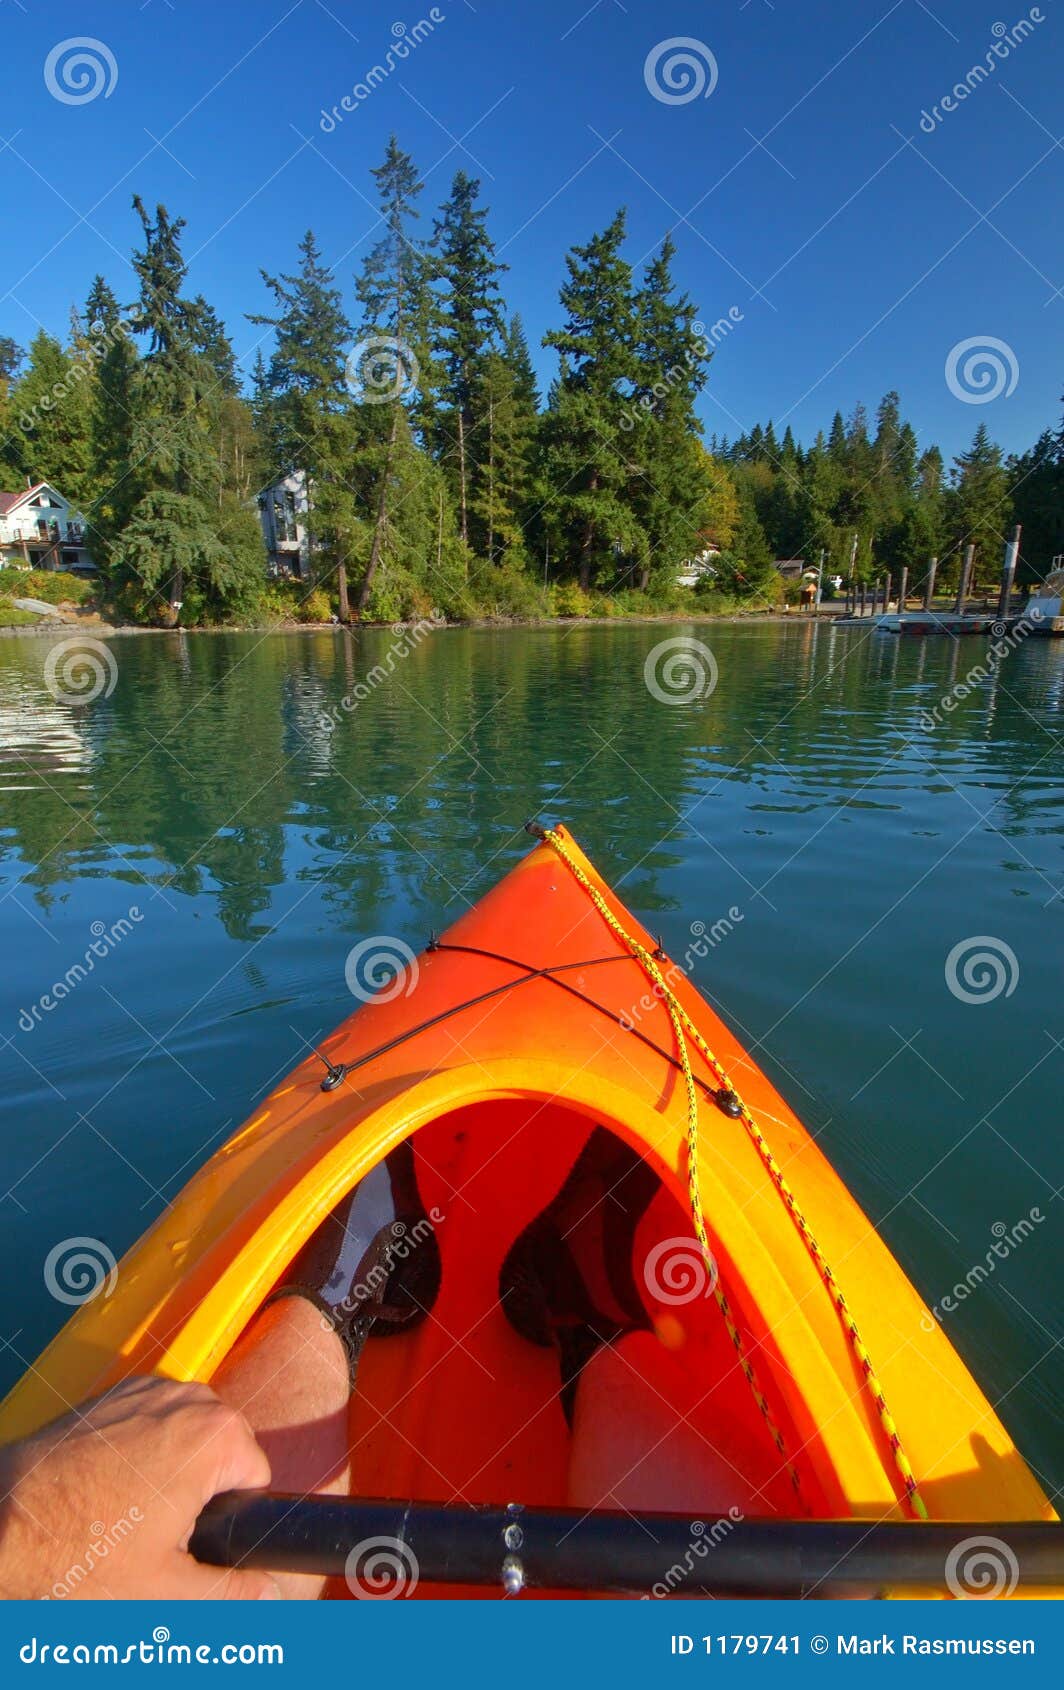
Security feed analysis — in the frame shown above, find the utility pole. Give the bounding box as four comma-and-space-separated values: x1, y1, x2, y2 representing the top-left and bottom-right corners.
814, 548, 824, 617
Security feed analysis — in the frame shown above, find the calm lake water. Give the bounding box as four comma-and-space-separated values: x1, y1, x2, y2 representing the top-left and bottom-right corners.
1, 620, 1061, 1493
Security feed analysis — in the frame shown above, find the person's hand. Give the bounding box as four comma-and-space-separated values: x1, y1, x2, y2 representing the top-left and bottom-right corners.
0, 1375, 279, 1600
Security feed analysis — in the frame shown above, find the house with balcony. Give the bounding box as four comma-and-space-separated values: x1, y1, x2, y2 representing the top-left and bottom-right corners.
0, 481, 94, 572
258, 470, 313, 579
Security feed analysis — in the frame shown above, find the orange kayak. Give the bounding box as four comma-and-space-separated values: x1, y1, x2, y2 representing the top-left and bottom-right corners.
0, 825, 1056, 1595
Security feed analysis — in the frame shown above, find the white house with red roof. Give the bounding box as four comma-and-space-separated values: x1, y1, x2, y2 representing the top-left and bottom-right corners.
0, 481, 93, 572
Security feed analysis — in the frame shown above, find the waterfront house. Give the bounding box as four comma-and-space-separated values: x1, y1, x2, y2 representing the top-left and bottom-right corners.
0, 481, 94, 572
676, 535, 722, 588
258, 470, 313, 579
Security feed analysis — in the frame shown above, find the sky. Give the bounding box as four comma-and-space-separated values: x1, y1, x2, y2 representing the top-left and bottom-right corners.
1, 0, 1061, 464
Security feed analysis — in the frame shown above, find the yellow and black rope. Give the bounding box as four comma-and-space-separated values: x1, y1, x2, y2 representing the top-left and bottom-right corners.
537, 825, 928, 1522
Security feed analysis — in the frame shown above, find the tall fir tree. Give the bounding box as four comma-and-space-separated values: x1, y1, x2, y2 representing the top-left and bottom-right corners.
250, 229, 354, 612
109, 198, 263, 622
627, 234, 714, 591
353, 138, 442, 611
82, 276, 137, 556
541, 210, 644, 591
948, 423, 1011, 585
432, 170, 507, 550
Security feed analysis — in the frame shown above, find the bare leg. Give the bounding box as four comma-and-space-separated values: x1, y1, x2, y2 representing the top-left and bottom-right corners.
213, 1296, 350, 1600
567, 1331, 761, 1516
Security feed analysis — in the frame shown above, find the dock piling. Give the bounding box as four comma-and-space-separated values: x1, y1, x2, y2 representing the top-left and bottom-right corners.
997, 524, 1022, 623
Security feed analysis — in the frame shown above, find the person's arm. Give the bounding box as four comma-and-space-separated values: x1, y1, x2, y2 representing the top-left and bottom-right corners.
0, 1374, 279, 1599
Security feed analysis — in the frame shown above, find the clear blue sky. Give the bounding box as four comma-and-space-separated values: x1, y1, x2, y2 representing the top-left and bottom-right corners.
2, 0, 1061, 462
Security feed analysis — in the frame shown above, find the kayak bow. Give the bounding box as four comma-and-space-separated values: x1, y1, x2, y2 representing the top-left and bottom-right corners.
1, 824, 1056, 1597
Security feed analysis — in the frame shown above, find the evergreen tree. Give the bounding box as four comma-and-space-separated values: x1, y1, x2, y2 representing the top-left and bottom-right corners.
626, 235, 714, 591
947, 423, 1011, 585
193, 299, 239, 396
109, 198, 263, 622
250, 229, 354, 612
1010, 394, 1064, 583
9, 329, 90, 499
432, 170, 507, 549
541, 210, 644, 591
353, 138, 441, 611
83, 276, 137, 555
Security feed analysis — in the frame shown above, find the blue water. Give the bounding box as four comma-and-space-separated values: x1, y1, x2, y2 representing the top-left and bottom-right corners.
0, 620, 1061, 1495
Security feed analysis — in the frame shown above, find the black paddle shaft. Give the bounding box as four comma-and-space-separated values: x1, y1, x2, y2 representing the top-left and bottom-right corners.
190, 1493, 1064, 1597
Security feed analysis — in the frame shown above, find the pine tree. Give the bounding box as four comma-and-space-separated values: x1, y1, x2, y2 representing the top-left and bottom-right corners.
541, 210, 644, 591
193, 299, 239, 396
432, 170, 507, 549
250, 229, 354, 612
947, 423, 1011, 584
626, 234, 713, 592
8, 329, 90, 502
83, 276, 137, 557
353, 138, 440, 611
110, 198, 263, 622
1010, 397, 1064, 582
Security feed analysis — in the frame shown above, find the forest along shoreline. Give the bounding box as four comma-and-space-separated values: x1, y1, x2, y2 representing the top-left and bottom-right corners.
3, 136, 1061, 637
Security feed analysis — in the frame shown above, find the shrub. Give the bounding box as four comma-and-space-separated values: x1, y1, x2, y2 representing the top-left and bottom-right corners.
467, 563, 547, 620
548, 582, 593, 618
294, 586, 334, 624
16, 569, 94, 605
